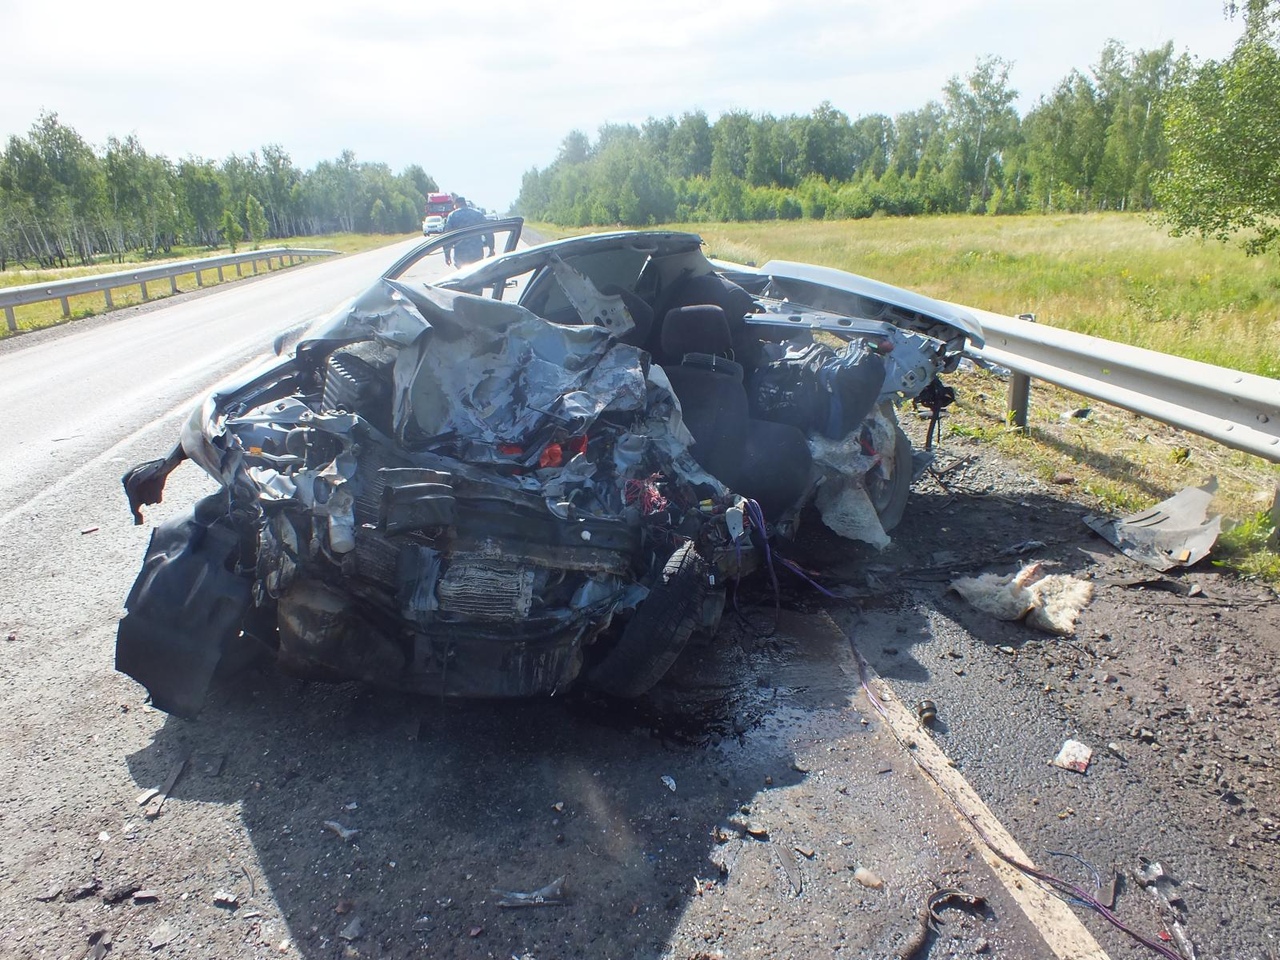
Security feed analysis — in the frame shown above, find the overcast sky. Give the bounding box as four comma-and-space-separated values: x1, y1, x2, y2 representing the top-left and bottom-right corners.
1, 1, 1244, 211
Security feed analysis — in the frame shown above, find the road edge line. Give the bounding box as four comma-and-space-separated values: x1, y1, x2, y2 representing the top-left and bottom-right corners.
864, 673, 1112, 960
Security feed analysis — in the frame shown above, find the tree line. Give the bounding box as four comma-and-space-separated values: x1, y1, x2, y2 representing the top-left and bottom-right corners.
516, 42, 1183, 226
0, 122, 438, 270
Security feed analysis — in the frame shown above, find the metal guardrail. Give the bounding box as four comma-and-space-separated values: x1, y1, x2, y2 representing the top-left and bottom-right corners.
1, 247, 340, 333
961, 305, 1280, 463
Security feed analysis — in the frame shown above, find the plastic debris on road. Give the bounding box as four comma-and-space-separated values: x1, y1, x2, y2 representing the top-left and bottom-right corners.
950, 562, 1093, 635
853, 867, 884, 889
323, 820, 359, 842
1051, 739, 1094, 773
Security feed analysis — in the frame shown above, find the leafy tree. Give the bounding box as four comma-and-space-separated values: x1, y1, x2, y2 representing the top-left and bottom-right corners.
668, 111, 713, 179
222, 208, 243, 252
641, 116, 675, 168
745, 116, 779, 187
178, 158, 225, 246
942, 56, 1021, 208
245, 194, 269, 249
711, 111, 753, 180
1156, 29, 1280, 253
558, 130, 591, 165
401, 163, 438, 200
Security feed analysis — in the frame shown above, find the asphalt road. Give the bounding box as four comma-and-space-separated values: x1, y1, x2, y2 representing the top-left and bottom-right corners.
0, 241, 1274, 960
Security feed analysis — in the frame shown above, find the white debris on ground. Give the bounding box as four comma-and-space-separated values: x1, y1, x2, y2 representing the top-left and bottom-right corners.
950, 562, 1094, 635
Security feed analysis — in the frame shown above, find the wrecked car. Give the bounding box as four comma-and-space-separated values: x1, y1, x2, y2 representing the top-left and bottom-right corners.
117, 218, 982, 716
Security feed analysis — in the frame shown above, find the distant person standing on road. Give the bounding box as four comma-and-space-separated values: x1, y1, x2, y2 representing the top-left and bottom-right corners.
443, 197, 493, 267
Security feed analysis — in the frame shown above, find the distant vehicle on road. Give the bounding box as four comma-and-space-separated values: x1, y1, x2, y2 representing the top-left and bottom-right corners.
423, 215, 445, 235
424, 191, 454, 220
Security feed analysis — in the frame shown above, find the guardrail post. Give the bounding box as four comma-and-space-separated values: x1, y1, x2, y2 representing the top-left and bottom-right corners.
235, 263, 242, 277
252, 258, 259, 275
195, 269, 204, 288
1006, 313, 1036, 429
104, 289, 113, 309
59, 296, 71, 318
169, 276, 179, 295
140, 280, 149, 301
4, 306, 16, 333
217, 265, 225, 282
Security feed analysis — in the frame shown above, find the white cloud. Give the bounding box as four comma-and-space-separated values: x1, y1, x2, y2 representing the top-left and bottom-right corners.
0, 0, 1243, 209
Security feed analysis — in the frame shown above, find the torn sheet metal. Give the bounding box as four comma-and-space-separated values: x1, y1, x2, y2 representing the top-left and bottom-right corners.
403, 287, 648, 445
808, 407, 895, 548
1083, 480, 1221, 572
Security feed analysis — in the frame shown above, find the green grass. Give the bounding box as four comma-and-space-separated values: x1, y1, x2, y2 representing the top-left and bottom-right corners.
0, 232, 410, 337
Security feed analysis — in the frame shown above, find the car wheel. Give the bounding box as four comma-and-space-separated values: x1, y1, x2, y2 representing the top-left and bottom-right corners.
586, 542, 708, 698
865, 415, 913, 533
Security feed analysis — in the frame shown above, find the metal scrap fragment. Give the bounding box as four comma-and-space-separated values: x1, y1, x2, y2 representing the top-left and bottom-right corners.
103, 882, 142, 904
1084, 481, 1221, 571
144, 759, 187, 820
86, 930, 111, 960
494, 875, 566, 908
148, 921, 176, 950
70, 879, 102, 900
771, 842, 803, 897
927, 887, 987, 923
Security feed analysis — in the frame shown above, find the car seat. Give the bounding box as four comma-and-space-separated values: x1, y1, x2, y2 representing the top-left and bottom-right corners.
659, 305, 749, 487
659, 305, 811, 517
651, 273, 763, 371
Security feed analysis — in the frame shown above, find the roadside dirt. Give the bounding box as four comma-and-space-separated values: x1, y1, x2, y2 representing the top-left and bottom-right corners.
1, 414, 1277, 960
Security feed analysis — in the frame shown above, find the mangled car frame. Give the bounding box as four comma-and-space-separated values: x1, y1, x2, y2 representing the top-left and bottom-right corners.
118, 218, 982, 716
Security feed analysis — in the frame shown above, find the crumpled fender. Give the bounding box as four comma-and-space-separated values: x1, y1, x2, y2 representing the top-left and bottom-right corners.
115, 493, 254, 717
122, 443, 187, 525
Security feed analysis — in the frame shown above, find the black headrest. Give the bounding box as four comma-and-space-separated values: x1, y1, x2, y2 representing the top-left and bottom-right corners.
655, 273, 755, 324
660, 305, 732, 359
653, 272, 761, 370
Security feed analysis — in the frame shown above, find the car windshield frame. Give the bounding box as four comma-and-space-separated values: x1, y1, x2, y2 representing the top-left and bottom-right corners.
383, 217, 525, 283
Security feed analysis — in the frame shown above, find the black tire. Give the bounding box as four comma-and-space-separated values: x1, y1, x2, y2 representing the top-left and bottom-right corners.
587, 542, 708, 698
866, 417, 913, 533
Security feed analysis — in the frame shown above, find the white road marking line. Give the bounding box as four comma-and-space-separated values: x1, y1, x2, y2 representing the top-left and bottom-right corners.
819, 613, 1112, 960
866, 675, 1112, 960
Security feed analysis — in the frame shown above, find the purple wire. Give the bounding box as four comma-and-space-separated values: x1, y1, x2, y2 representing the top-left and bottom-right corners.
744, 498, 781, 627
777, 555, 840, 598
